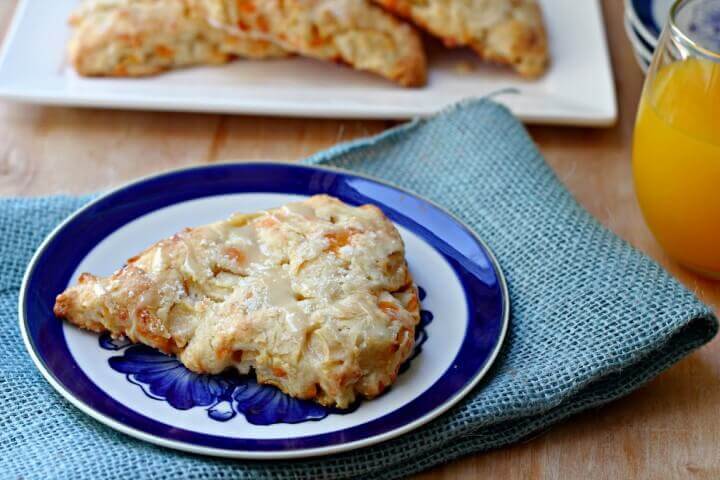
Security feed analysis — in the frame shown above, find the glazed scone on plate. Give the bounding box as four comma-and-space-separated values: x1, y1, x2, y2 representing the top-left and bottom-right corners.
54, 195, 421, 408
372, 0, 549, 78
68, 0, 287, 77
203, 0, 427, 86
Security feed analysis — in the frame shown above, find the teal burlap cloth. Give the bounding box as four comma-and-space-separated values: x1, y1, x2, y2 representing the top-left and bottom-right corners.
1, 99, 717, 479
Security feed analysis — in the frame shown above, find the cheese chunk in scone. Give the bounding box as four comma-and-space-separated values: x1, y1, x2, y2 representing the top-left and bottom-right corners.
54, 195, 421, 408
68, 0, 288, 77
372, 0, 549, 78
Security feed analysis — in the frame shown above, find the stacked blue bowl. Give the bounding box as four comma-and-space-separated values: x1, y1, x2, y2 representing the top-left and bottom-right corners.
623, 0, 673, 72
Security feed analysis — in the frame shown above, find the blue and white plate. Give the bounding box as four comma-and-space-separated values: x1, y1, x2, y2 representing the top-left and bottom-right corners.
19, 164, 509, 459
626, 0, 673, 47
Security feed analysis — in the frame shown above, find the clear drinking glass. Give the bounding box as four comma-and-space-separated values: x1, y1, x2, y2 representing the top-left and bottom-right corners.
632, 0, 720, 277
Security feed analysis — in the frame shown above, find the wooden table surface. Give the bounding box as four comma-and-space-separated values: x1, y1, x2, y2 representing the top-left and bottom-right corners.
2, 2, 719, 478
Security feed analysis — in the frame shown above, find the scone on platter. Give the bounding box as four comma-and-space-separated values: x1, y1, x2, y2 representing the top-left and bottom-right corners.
68, 0, 288, 77
54, 195, 421, 408
372, 0, 549, 77
205, 0, 428, 87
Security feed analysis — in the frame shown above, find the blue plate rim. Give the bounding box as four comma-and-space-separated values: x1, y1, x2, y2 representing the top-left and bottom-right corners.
18, 162, 510, 459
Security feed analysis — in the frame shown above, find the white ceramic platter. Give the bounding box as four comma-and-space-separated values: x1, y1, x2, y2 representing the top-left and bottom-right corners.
0, 0, 616, 126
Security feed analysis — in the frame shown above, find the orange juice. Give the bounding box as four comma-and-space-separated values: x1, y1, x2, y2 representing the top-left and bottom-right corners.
633, 58, 720, 275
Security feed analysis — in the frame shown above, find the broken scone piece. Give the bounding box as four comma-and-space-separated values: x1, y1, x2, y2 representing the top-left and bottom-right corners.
206, 0, 427, 86
54, 195, 420, 408
68, 0, 288, 77
372, 0, 549, 77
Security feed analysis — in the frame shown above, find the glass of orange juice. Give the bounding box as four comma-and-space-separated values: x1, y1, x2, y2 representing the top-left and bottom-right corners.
633, 0, 720, 277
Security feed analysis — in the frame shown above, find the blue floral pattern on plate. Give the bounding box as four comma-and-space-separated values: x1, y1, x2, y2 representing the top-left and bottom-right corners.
100, 287, 433, 425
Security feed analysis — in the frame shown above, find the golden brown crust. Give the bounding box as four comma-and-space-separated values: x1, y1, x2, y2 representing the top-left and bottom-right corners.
373, 0, 549, 78
54, 195, 421, 408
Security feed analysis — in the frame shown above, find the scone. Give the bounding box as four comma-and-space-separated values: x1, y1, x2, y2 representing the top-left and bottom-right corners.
203, 0, 427, 86
54, 195, 421, 408
68, 0, 287, 77
372, 0, 549, 78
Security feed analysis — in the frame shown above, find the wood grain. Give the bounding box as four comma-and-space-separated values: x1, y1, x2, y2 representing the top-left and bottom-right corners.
1, 1, 718, 478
